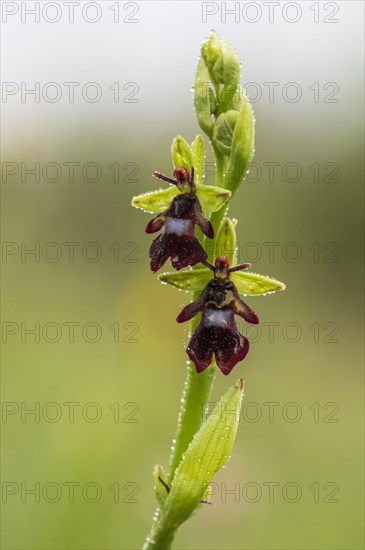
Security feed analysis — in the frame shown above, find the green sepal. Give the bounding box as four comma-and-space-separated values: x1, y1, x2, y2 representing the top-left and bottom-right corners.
214, 217, 237, 265
154, 464, 170, 507
132, 183, 230, 215
159, 379, 244, 528
172, 136, 192, 171
159, 268, 211, 292
194, 57, 214, 139
131, 186, 179, 214
231, 271, 286, 296
227, 96, 255, 190
191, 135, 205, 185
196, 183, 231, 213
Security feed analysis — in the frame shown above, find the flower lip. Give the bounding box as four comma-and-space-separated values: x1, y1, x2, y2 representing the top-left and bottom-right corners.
178, 254, 260, 374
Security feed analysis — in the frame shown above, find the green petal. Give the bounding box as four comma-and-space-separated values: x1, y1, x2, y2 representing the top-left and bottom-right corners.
172, 136, 192, 171
160, 379, 244, 528
131, 187, 179, 214
215, 217, 237, 265
195, 183, 231, 213
159, 268, 211, 291
231, 271, 286, 296
191, 135, 205, 185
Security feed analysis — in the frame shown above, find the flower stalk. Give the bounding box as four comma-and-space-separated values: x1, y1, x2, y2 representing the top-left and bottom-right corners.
132, 31, 285, 550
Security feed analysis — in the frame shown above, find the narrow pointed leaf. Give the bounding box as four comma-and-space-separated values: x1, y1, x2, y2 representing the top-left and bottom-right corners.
159, 268, 211, 291
215, 217, 237, 264
131, 187, 179, 213
195, 183, 231, 213
159, 379, 244, 528
191, 135, 205, 185
172, 136, 192, 171
231, 271, 286, 296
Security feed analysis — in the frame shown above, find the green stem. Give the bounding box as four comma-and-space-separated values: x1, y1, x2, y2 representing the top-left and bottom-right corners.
143, 518, 175, 550
143, 137, 244, 549
143, 152, 229, 550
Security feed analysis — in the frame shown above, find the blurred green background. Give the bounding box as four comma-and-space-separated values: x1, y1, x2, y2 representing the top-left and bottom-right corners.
1, 1, 364, 549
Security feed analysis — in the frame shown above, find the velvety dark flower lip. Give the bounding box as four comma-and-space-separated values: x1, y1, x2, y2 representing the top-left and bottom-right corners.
146, 167, 214, 273
177, 256, 259, 375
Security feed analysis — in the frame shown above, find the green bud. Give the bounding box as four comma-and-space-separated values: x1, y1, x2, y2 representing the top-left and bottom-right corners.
158, 379, 244, 528
194, 58, 214, 139
212, 110, 239, 156
159, 268, 211, 292
214, 217, 237, 265
154, 464, 169, 507
195, 183, 231, 213
131, 187, 179, 214
191, 135, 205, 185
172, 136, 192, 171
212, 41, 240, 90
201, 32, 221, 76
231, 271, 286, 296
201, 32, 240, 89
226, 96, 255, 190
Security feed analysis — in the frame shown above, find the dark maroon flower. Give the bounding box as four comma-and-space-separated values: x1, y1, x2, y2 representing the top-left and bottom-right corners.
146, 167, 213, 273
177, 257, 259, 376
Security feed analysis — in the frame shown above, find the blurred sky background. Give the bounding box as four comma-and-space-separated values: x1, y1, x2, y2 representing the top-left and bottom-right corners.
1, 1, 364, 549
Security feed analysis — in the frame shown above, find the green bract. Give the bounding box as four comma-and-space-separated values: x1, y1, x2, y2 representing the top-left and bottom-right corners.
227, 96, 255, 190
149, 380, 244, 539
194, 58, 214, 139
